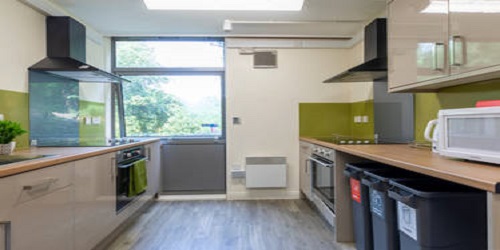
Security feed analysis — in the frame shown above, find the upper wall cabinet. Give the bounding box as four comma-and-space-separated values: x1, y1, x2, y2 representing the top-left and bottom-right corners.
388, 0, 500, 92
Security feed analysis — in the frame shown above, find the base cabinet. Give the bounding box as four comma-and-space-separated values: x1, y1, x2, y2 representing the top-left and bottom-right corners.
299, 142, 312, 199
0, 162, 74, 250
0, 142, 161, 250
146, 141, 161, 197
74, 153, 116, 250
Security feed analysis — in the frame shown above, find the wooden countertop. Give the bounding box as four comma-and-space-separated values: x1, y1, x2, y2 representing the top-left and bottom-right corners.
301, 137, 500, 193
0, 139, 160, 178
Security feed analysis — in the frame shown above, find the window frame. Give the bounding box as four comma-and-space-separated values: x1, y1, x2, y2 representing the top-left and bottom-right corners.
111, 37, 226, 139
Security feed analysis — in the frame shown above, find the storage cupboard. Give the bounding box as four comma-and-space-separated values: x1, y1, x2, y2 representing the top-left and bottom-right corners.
0, 162, 74, 250
388, 0, 500, 92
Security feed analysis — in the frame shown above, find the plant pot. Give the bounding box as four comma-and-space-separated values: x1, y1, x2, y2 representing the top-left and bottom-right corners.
0, 142, 15, 155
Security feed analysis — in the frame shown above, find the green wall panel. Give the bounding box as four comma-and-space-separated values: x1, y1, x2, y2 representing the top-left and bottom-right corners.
299, 101, 374, 139
414, 80, 500, 142
0, 90, 29, 149
299, 103, 351, 137
350, 100, 374, 139
79, 100, 106, 146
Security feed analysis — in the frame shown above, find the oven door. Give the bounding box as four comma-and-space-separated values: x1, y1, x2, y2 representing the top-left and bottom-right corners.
116, 157, 147, 212
310, 155, 335, 211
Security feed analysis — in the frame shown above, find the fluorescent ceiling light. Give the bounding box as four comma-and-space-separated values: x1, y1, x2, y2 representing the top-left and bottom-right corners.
143, 0, 304, 11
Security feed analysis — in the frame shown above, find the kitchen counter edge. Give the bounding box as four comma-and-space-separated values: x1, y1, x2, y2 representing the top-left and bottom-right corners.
300, 137, 500, 193
0, 138, 161, 178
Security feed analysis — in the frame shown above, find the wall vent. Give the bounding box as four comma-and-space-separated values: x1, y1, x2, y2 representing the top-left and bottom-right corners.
253, 51, 277, 68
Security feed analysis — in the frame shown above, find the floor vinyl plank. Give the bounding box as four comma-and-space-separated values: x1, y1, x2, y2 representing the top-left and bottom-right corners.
105, 199, 355, 250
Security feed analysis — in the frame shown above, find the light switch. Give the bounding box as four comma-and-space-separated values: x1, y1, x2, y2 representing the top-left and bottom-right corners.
233, 117, 242, 125
85, 117, 92, 125
354, 116, 362, 123
0, 114, 4, 121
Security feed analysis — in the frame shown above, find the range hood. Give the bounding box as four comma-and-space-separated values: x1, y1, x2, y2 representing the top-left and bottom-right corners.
324, 18, 387, 83
29, 16, 128, 83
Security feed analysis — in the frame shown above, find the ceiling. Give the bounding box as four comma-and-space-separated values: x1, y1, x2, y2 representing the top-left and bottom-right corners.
47, 0, 387, 38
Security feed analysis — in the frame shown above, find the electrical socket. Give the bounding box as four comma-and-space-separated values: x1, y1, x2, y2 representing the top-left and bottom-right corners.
231, 170, 246, 178
354, 116, 362, 123
362, 116, 369, 123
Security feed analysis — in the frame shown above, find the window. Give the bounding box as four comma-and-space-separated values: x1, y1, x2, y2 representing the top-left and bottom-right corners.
113, 38, 224, 138
115, 40, 224, 68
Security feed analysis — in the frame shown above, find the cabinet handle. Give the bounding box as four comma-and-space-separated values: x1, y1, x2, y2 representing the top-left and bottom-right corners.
432, 42, 445, 71
1, 221, 11, 250
111, 157, 116, 178
23, 178, 58, 192
450, 35, 466, 66
147, 147, 151, 162
305, 159, 309, 174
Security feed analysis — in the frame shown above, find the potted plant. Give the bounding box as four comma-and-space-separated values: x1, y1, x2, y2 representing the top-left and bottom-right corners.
0, 120, 27, 155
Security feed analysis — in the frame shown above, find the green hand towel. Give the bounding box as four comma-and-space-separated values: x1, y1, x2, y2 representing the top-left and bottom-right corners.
128, 159, 147, 197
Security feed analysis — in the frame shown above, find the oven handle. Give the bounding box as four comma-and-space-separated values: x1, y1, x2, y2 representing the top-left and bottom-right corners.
118, 157, 147, 169
308, 157, 334, 168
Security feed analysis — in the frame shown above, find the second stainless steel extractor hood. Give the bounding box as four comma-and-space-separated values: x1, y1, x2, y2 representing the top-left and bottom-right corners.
324, 18, 387, 83
29, 16, 128, 83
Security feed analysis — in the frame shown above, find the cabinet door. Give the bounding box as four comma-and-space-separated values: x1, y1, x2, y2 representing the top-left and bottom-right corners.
146, 142, 161, 197
0, 176, 15, 250
299, 142, 312, 199
74, 153, 116, 250
9, 162, 74, 250
388, 0, 449, 89
449, 0, 500, 75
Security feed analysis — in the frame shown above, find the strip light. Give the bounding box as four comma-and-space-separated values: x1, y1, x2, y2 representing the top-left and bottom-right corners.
143, 0, 304, 11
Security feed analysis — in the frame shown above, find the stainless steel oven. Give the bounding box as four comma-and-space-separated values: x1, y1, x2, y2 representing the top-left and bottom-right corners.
309, 145, 335, 212
116, 145, 147, 212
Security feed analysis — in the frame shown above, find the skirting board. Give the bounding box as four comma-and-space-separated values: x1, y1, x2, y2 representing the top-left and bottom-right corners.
158, 194, 227, 201
227, 190, 300, 200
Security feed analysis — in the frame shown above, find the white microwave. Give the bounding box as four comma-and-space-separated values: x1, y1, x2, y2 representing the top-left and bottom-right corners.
438, 106, 500, 165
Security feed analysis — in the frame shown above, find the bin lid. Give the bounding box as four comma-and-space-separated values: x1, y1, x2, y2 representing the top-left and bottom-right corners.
363, 168, 427, 183
345, 162, 389, 179
389, 179, 483, 199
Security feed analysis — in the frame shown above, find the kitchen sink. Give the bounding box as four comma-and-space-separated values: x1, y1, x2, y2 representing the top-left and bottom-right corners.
0, 154, 54, 166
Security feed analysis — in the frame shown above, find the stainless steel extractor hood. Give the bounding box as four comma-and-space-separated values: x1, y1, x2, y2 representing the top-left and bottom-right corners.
324, 18, 387, 83
29, 16, 128, 83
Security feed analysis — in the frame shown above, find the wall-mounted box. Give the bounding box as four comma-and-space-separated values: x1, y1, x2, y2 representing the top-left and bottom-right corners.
245, 157, 287, 188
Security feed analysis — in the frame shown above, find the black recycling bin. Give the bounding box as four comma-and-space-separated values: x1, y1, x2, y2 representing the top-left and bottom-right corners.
361, 169, 427, 250
344, 162, 389, 250
388, 179, 487, 250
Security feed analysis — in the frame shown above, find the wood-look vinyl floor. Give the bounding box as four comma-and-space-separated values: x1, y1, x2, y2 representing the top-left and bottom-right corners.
105, 199, 355, 250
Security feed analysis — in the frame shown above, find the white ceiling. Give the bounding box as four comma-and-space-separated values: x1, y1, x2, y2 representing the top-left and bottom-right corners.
46, 0, 387, 38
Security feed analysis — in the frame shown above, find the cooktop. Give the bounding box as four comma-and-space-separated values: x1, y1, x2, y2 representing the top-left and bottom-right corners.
34, 138, 142, 147
313, 135, 376, 145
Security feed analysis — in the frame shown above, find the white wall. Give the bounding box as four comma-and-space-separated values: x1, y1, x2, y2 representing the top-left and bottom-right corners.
347, 41, 375, 102
225, 43, 367, 200
0, 1, 111, 97
0, 0, 45, 93
80, 37, 111, 103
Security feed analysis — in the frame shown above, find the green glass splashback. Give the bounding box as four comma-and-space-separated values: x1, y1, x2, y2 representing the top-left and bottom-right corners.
414, 80, 500, 142
79, 100, 106, 146
299, 100, 374, 138
0, 90, 29, 149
